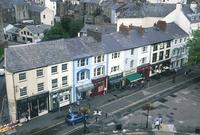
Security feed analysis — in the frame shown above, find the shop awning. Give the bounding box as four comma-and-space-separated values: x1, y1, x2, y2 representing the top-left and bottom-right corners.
77, 83, 94, 92
127, 73, 143, 83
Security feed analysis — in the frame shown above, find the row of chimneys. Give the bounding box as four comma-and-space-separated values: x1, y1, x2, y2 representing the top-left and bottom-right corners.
119, 20, 167, 36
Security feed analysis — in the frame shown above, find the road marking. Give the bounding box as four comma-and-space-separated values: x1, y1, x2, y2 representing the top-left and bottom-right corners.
29, 75, 200, 135
30, 120, 65, 135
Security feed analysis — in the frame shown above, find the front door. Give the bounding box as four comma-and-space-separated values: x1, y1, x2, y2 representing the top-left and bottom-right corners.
30, 100, 38, 118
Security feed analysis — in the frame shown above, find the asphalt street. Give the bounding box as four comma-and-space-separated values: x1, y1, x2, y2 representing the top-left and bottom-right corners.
27, 70, 200, 135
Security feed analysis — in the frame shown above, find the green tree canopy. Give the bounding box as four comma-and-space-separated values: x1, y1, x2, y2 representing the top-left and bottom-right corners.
43, 16, 84, 41
187, 30, 200, 65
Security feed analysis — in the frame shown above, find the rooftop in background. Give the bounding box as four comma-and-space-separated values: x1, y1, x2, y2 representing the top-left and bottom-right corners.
30, 4, 46, 12
25, 24, 51, 34
5, 23, 188, 73
117, 3, 176, 18
80, 24, 117, 35
0, 0, 26, 8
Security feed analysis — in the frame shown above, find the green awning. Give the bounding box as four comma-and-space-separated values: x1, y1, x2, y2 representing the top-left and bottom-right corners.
127, 73, 143, 82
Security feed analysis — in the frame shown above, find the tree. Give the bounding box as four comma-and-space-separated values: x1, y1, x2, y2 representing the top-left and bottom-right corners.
79, 106, 90, 134
187, 30, 200, 65
142, 103, 154, 129
43, 16, 83, 41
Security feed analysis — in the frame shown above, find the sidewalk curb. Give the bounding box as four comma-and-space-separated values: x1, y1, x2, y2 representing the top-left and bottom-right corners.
109, 75, 200, 115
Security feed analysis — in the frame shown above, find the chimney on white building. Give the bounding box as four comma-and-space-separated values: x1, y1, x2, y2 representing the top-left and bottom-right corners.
176, 2, 182, 10
190, 1, 198, 13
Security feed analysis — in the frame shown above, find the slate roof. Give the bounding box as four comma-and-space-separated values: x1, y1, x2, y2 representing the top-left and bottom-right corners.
80, 24, 117, 35
182, 4, 200, 23
30, 4, 46, 12
0, 0, 26, 9
26, 24, 51, 34
5, 23, 188, 73
7, 26, 21, 34
101, 23, 188, 54
118, 3, 176, 18
6, 37, 104, 73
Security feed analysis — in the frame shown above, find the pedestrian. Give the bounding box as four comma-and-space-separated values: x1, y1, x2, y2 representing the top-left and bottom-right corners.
105, 112, 108, 119
68, 106, 72, 113
26, 112, 29, 123
159, 115, 163, 124
154, 119, 160, 130
172, 70, 176, 83
141, 79, 145, 88
88, 103, 91, 109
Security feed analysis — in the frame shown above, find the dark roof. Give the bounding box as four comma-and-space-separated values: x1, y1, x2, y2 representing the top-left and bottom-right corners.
30, 4, 46, 12
118, 3, 176, 18
101, 23, 188, 54
6, 37, 104, 73
80, 24, 117, 35
182, 4, 200, 23
5, 23, 188, 73
7, 26, 21, 34
0, 0, 26, 9
25, 24, 51, 34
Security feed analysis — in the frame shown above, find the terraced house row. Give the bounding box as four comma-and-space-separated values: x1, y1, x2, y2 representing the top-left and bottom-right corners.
5, 21, 188, 122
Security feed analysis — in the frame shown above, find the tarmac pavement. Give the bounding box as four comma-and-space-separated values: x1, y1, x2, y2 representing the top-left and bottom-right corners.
4, 64, 200, 135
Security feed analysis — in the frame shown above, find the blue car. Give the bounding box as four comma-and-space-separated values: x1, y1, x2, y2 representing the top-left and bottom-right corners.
65, 112, 89, 125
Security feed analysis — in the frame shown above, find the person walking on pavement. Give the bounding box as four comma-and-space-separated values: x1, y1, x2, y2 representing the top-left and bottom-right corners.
154, 119, 160, 130
141, 79, 145, 88
172, 69, 177, 83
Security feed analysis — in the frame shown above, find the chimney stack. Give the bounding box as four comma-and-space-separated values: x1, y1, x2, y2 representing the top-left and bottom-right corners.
138, 26, 144, 37
156, 20, 167, 31
190, 1, 197, 13
119, 23, 130, 34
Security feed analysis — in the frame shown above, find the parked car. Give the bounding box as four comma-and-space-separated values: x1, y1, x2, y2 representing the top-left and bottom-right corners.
65, 112, 89, 125
0, 69, 5, 76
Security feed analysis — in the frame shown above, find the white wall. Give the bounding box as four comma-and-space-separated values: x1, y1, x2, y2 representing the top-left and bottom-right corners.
41, 8, 54, 26
117, 17, 163, 31
45, 0, 57, 16
107, 51, 124, 76
147, 0, 187, 4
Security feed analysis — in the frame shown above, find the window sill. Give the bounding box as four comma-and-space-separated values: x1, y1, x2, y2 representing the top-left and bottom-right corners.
19, 79, 27, 83
62, 70, 68, 72
51, 72, 58, 75
37, 75, 44, 79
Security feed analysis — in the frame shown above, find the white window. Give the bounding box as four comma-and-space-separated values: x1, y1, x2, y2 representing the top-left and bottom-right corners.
20, 87, 27, 96
94, 67, 104, 76
94, 55, 104, 63
112, 52, 120, 59
141, 57, 147, 64
130, 60, 134, 67
52, 79, 58, 88
43, 15, 45, 19
37, 69, 43, 77
77, 71, 89, 81
77, 58, 88, 67
142, 47, 147, 53
51, 66, 57, 74
37, 83, 44, 92
175, 39, 177, 44
173, 49, 176, 56
131, 49, 134, 55
62, 76, 68, 86
111, 66, 120, 72
180, 38, 182, 43
160, 44, 164, 49
19, 73, 26, 81
62, 63, 68, 71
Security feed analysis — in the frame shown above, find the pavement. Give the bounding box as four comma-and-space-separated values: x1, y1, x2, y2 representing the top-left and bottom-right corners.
2, 64, 200, 135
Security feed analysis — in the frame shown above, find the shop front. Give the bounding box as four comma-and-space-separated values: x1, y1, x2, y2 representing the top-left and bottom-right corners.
126, 72, 144, 85
151, 60, 171, 76
137, 64, 151, 80
77, 83, 94, 99
50, 87, 71, 111
108, 73, 124, 91
16, 91, 49, 122
91, 76, 107, 96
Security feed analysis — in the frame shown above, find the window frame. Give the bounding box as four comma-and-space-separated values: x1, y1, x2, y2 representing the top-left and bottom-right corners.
36, 69, 43, 77
37, 83, 44, 92
52, 79, 58, 89
51, 66, 57, 74
62, 63, 68, 72
62, 76, 68, 86
19, 73, 26, 81
20, 87, 27, 97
